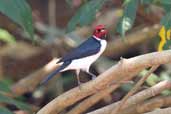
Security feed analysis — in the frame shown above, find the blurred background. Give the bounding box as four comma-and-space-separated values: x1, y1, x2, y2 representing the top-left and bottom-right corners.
0, 0, 170, 114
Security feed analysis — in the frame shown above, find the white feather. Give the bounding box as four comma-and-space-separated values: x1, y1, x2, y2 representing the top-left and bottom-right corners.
61, 38, 107, 72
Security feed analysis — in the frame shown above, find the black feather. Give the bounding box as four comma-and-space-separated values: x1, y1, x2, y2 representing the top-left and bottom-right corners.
58, 37, 101, 63
40, 61, 71, 85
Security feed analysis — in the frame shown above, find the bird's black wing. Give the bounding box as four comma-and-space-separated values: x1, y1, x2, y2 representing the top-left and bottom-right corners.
58, 37, 101, 63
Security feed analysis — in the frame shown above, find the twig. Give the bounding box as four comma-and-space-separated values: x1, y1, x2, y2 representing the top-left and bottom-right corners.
110, 65, 159, 114
119, 96, 171, 114
37, 50, 171, 114
144, 107, 171, 114
87, 80, 171, 114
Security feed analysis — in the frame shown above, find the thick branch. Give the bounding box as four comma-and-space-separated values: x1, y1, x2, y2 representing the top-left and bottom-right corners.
66, 75, 136, 114
111, 65, 159, 114
87, 80, 171, 114
37, 50, 171, 114
120, 96, 171, 114
144, 108, 171, 114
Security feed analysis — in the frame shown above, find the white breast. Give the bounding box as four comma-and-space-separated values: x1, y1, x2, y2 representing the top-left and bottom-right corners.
62, 39, 107, 72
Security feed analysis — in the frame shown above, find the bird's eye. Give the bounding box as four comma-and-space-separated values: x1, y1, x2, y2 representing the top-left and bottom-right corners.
97, 29, 101, 32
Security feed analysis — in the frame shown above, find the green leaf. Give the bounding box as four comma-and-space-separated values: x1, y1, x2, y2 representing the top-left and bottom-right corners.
160, 72, 171, 95
121, 83, 134, 92
0, 93, 31, 111
163, 40, 171, 50
162, 90, 171, 96
140, 0, 154, 4
139, 69, 160, 86
0, 0, 34, 39
67, 0, 106, 32
160, 12, 171, 30
0, 28, 16, 44
160, 0, 171, 5
66, 0, 73, 6
146, 74, 160, 86
160, 72, 171, 81
0, 81, 11, 93
0, 107, 13, 114
162, 4, 171, 14
116, 0, 139, 36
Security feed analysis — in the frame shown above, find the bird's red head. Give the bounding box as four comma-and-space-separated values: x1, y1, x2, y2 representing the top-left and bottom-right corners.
93, 25, 108, 39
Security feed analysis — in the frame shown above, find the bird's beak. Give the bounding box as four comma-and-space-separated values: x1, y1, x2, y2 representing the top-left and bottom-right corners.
101, 29, 105, 32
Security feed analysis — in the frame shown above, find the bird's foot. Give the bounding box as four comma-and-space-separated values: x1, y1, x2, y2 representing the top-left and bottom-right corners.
86, 71, 97, 80
78, 81, 83, 90
92, 75, 97, 80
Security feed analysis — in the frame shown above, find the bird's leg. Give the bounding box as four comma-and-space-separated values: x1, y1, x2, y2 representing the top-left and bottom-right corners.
86, 71, 97, 80
76, 69, 81, 88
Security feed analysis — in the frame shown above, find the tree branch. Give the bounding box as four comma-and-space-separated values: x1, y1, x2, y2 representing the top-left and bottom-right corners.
87, 80, 171, 114
37, 50, 171, 114
66, 83, 120, 114
119, 96, 171, 114
66, 75, 135, 114
144, 107, 171, 114
111, 65, 159, 114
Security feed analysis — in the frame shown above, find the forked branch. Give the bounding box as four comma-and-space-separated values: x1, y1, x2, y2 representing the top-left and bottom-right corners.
37, 50, 171, 114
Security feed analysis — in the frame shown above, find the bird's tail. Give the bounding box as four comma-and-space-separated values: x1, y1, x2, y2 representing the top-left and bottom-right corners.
40, 61, 71, 85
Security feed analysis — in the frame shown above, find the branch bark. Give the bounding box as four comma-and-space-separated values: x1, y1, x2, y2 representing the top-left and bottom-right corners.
87, 80, 171, 114
119, 96, 171, 114
66, 74, 136, 114
144, 107, 171, 114
37, 50, 171, 114
111, 65, 159, 114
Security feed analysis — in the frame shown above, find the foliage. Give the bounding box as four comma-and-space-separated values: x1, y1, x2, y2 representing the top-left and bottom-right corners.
0, 0, 171, 113
66, 0, 171, 38
0, 0, 34, 39
116, 0, 139, 37
160, 1, 171, 30
0, 107, 13, 114
0, 80, 31, 113
139, 70, 171, 95
0, 80, 11, 93
67, 0, 106, 32
0, 28, 16, 44
0, 93, 31, 110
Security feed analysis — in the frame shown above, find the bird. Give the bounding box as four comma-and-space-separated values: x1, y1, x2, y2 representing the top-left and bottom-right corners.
41, 25, 108, 87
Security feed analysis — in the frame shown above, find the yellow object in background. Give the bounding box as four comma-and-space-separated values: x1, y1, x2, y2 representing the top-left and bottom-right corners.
158, 26, 171, 51
167, 29, 171, 40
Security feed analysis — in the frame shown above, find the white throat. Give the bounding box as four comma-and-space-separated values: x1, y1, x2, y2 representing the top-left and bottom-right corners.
93, 35, 101, 41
